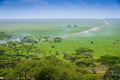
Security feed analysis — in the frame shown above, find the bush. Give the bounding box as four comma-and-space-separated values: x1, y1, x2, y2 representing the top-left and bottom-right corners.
0, 45, 9, 55
69, 55, 82, 62
5, 57, 86, 80
75, 47, 94, 55
97, 54, 120, 66
75, 58, 93, 67
35, 66, 59, 80
84, 74, 103, 80
21, 36, 37, 44
103, 64, 120, 80
54, 37, 62, 42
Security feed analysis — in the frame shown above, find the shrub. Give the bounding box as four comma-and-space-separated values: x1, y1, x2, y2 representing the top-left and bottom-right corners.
75, 58, 93, 67
103, 64, 120, 80
35, 66, 59, 80
75, 47, 94, 55
97, 54, 120, 66
54, 37, 62, 42
84, 74, 103, 80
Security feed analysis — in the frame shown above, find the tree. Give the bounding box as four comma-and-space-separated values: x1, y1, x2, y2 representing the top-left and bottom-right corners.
54, 37, 62, 42
84, 74, 103, 80
103, 64, 120, 80
0, 45, 10, 55
66, 25, 71, 28
75, 47, 94, 56
74, 25, 77, 27
21, 45, 36, 58
7, 41, 21, 47
0, 32, 12, 40
75, 58, 93, 67
32, 48, 43, 57
0, 69, 13, 80
43, 36, 50, 42
75, 47, 95, 73
0, 46, 6, 55
35, 66, 59, 80
97, 54, 120, 66
21, 36, 37, 45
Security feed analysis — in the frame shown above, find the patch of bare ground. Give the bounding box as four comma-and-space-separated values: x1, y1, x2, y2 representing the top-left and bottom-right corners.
94, 62, 107, 74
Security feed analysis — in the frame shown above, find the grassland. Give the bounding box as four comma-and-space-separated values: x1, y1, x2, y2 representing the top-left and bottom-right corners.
0, 19, 104, 37
0, 19, 120, 58
0, 19, 120, 80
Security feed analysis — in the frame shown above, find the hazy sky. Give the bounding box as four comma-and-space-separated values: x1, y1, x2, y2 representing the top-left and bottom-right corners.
0, 0, 120, 19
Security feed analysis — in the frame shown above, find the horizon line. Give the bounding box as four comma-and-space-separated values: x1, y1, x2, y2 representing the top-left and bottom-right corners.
0, 18, 120, 20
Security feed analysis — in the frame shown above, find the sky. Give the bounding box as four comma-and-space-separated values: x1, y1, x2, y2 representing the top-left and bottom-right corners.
0, 0, 120, 19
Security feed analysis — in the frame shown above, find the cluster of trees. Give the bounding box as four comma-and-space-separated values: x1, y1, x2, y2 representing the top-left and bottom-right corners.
0, 32, 12, 40
97, 54, 120, 66
0, 44, 43, 59
0, 32, 62, 47
64, 47, 94, 67
97, 54, 120, 80
41, 36, 62, 42
1, 32, 120, 80
0, 32, 39, 46
21, 36, 38, 44
0, 42, 120, 80
64, 47, 96, 74
0, 45, 105, 80
0, 55, 96, 80
66, 25, 78, 28
103, 64, 120, 80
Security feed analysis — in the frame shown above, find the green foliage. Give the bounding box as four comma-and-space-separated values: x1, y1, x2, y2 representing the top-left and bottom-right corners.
75, 47, 94, 55
0, 45, 11, 55
21, 36, 37, 44
0, 32, 12, 40
0, 55, 22, 69
104, 64, 120, 80
43, 36, 50, 42
0, 19, 120, 80
75, 58, 93, 67
64, 47, 94, 61
0, 69, 12, 77
3, 56, 87, 80
7, 41, 20, 46
97, 54, 120, 66
64, 54, 82, 61
0, 46, 6, 55
35, 66, 58, 80
54, 37, 62, 42
33, 59, 85, 80
64, 47, 95, 67
84, 74, 103, 80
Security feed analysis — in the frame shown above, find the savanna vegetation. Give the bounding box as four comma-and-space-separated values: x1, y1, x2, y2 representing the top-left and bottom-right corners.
0, 19, 120, 80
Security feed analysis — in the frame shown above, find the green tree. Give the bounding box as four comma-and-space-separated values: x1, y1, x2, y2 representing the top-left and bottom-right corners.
104, 64, 120, 80
21, 36, 37, 45
35, 66, 59, 80
54, 37, 62, 42
97, 54, 120, 66
43, 36, 50, 42
0, 32, 12, 40
85, 74, 103, 80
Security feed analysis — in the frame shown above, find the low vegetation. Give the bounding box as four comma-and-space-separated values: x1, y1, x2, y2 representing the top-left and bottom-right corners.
0, 19, 120, 80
